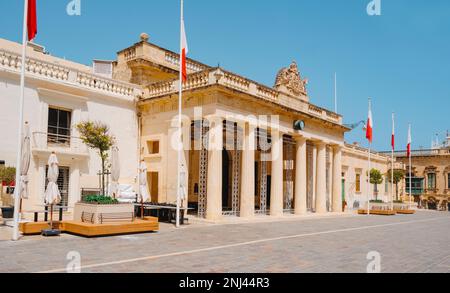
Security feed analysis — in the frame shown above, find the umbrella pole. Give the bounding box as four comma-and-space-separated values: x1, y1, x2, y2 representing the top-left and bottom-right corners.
50, 204, 53, 230
141, 199, 144, 220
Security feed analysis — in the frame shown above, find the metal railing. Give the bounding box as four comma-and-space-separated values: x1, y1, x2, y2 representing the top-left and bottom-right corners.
32, 132, 88, 154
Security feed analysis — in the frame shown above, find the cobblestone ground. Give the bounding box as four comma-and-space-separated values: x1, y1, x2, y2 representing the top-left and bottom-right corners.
0, 210, 448, 273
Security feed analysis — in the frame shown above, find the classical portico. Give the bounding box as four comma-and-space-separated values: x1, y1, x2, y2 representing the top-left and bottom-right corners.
114, 36, 349, 221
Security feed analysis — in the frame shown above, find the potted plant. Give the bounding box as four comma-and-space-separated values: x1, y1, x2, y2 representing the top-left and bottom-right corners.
387, 169, 405, 201
76, 121, 115, 195
0, 166, 16, 219
368, 169, 383, 200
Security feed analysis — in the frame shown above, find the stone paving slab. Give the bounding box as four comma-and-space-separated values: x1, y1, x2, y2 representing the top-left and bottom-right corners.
0, 211, 448, 273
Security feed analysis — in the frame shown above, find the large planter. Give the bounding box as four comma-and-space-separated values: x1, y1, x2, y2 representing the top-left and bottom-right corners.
1, 207, 14, 219
73, 203, 134, 224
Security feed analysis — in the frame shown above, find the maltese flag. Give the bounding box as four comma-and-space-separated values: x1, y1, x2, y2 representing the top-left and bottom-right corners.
180, 14, 188, 82
407, 125, 412, 158
366, 100, 373, 143
27, 0, 38, 41
391, 113, 395, 150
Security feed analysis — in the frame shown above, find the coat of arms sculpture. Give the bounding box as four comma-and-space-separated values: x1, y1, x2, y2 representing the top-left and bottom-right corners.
274, 61, 308, 97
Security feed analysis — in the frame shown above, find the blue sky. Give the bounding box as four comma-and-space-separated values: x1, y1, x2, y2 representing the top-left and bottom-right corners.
1, 0, 449, 151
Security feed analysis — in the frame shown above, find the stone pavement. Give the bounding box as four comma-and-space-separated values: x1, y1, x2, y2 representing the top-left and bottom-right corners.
0, 210, 448, 273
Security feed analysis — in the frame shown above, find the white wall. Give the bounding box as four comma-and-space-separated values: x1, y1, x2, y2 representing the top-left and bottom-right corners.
0, 73, 138, 211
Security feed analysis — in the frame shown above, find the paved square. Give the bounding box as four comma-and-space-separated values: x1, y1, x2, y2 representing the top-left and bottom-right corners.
0, 211, 448, 273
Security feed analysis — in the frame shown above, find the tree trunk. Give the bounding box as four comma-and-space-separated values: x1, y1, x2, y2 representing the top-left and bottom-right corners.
395, 183, 399, 201
101, 153, 106, 196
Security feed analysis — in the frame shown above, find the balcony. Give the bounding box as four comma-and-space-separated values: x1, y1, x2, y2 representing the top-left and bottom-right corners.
31, 132, 89, 159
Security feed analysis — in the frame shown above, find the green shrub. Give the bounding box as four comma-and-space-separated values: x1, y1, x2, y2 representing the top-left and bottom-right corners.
370, 200, 384, 204
82, 195, 119, 205
393, 200, 404, 204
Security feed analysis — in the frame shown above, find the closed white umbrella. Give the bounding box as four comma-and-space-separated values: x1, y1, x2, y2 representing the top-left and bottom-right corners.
139, 160, 150, 219
110, 146, 120, 199
44, 152, 61, 230
19, 123, 31, 211
139, 160, 150, 203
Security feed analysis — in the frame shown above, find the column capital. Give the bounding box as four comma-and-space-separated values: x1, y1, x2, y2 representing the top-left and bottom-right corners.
293, 135, 307, 143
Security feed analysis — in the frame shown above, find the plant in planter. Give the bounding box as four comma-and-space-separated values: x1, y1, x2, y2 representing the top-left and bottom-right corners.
0, 166, 16, 218
82, 195, 119, 205
76, 121, 115, 195
367, 168, 383, 200
387, 169, 405, 201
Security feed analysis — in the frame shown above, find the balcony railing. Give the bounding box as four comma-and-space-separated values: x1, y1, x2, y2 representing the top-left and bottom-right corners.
381, 149, 443, 157
32, 132, 88, 156
0, 48, 141, 98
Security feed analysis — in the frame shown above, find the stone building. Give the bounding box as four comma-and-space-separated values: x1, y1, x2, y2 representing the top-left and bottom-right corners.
0, 38, 140, 211
393, 136, 450, 210
113, 35, 393, 221
0, 34, 395, 219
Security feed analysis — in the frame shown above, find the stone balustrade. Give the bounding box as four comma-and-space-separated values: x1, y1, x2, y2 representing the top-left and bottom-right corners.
223, 72, 250, 92
145, 67, 343, 125
0, 48, 140, 98
164, 51, 206, 73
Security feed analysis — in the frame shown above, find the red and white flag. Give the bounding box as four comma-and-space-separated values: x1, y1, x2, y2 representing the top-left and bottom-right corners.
366, 100, 373, 143
407, 124, 412, 158
391, 113, 395, 150
27, 0, 37, 41
180, 5, 188, 82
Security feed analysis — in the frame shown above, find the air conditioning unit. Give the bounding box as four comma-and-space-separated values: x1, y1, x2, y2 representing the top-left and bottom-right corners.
92, 60, 113, 79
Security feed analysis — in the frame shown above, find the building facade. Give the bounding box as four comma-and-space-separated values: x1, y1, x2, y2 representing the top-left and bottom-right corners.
0, 38, 141, 211
1, 34, 397, 219
393, 137, 450, 211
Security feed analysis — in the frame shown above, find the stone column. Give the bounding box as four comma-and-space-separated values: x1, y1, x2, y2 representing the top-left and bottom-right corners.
270, 130, 284, 217
332, 146, 343, 213
315, 142, 327, 214
240, 122, 256, 218
206, 116, 223, 221
294, 136, 307, 215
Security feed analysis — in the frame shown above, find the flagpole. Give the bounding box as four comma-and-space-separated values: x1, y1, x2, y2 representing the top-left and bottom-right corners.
12, 0, 29, 241
409, 124, 412, 210
391, 113, 395, 211
334, 72, 337, 113
368, 142, 371, 216
367, 98, 372, 216
176, 0, 184, 229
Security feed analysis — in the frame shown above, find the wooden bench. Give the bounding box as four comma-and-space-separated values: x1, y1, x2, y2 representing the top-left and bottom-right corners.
395, 210, 416, 215
98, 212, 135, 224
358, 209, 397, 216
81, 212, 95, 224
20, 217, 159, 237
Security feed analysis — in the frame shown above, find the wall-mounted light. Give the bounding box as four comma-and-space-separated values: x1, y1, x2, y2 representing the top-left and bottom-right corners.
293, 120, 306, 131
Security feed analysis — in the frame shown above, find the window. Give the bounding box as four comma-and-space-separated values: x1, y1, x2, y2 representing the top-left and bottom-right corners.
147, 141, 160, 155
48, 107, 72, 145
447, 173, 450, 189
427, 173, 436, 190
385, 176, 389, 193
356, 173, 361, 193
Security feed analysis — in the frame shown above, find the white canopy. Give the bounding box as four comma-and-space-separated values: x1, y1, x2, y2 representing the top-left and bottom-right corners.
44, 153, 61, 205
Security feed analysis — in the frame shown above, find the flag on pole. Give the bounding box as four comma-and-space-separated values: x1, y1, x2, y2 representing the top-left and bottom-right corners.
407, 124, 412, 158
391, 113, 395, 150
366, 100, 373, 143
27, 0, 37, 41
180, 15, 188, 82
